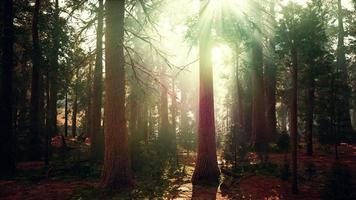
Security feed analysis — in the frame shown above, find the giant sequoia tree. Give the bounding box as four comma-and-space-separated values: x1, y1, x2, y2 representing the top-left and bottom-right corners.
100, 0, 134, 188
192, 0, 220, 185
250, 0, 267, 161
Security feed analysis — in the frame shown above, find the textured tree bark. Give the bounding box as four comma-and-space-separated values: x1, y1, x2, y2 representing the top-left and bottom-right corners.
100, 0, 134, 188
251, 34, 267, 161
250, 0, 267, 162
90, 0, 104, 161
291, 43, 298, 194
192, 0, 220, 185
29, 0, 42, 161
0, 0, 16, 177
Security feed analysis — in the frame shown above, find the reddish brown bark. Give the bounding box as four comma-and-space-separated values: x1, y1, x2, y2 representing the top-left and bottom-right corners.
100, 0, 134, 188
192, 0, 220, 185
251, 38, 267, 160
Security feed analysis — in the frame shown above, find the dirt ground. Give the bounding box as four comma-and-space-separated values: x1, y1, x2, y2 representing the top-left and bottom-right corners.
0, 143, 355, 200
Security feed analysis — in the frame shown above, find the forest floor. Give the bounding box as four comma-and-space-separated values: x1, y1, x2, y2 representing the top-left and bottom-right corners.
0, 141, 355, 200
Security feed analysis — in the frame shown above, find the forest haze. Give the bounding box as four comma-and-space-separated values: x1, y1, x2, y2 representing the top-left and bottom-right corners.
0, 0, 356, 199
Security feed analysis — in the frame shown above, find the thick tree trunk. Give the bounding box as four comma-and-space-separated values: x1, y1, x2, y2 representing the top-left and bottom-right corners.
250, 0, 267, 162
90, 0, 104, 161
0, 0, 15, 177
290, 43, 298, 194
251, 35, 267, 161
29, 0, 42, 161
100, 0, 134, 188
192, 0, 220, 185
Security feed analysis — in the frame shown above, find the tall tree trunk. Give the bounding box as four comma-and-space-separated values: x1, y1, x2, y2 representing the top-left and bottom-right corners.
250, 0, 267, 162
305, 67, 314, 156
171, 78, 177, 142
0, 0, 15, 177
159, 71, 170, 148
90, 0, 104, 161
265, 0, 277, 142
290, 42, 298, 194
100, 0, 134, 188
129, 90, 138, 136
86, 64, 92, 138
45, 68, 50, 165
48, 0, 60, 138
29, 0, 42, 161
72, 68, 79, 137
251, 35, 267, 161
192, 0, 220, 185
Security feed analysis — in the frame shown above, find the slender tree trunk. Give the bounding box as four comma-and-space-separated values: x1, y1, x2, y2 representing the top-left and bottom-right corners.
129, 90, 138, 136
171, 78, 178, 163
90, 0, 104, 161
192, 0, 220, 185
64, 89, 68, 137
159, 71, 170, 148
48, 0, 60, 138
86, 64, 92, 138
265, 0, 277, 142
72, 69, 79, 137
29, 0, 42, 161
305, 67, 314, 156
290, 42, 298, 194
0, 0, 15, 177
171, 79, 177, 141
100, 0, 134, 188
45, 67, 50, 165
